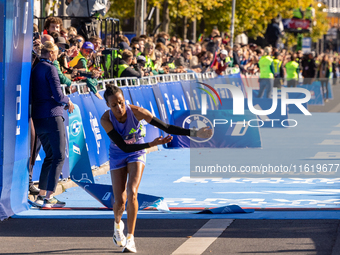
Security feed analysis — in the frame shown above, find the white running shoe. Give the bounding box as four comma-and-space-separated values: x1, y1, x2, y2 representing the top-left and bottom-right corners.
113, 221, 127, 247
122, 235, 137, 253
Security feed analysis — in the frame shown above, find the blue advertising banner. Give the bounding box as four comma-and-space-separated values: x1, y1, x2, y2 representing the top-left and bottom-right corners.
170, 110, 262, 148
70, 93, 97, 168
152, 84, 169, 124
0, 0, 33, 220
76, 182, 169, 211
225, 71, 246, 96
120, 86, 133, 105
297, 83, 323, 105
157, 82, 188, 124
219, 98, 288, 128
180, 80, 203, 111
80, 94, 108, 167
68, 103, 95, 183
128, 86, 161, 143
91, 91, 111, 152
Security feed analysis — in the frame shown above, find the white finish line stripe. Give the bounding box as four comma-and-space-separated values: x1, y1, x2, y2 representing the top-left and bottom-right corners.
171, 219, 234, 255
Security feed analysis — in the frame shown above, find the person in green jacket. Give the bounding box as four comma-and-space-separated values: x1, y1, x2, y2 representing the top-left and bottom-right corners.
258, 47, 275, 98
285, 53, 300, 87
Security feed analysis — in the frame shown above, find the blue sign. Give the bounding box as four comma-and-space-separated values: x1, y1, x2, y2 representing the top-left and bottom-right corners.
80, 94, 108, 166
0, 0, 33, 220
68, 103, 95, 184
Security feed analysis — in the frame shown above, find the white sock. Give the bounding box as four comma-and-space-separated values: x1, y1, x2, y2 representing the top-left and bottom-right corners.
115, 220, 121, 229
127, 234, 134, 240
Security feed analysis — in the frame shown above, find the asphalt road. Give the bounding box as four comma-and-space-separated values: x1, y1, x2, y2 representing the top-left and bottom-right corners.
1, 218, 340, 255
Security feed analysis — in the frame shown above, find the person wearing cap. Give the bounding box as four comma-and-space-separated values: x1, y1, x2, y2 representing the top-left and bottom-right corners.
69, 41, 103, 99
213, 49, 229, 75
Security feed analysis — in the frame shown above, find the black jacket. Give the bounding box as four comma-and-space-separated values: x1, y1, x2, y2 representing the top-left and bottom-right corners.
301, 58, 316, 78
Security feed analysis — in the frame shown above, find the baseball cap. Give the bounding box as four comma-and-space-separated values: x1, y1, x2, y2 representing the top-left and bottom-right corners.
137, 55, 146, 64
119, 42, 132, 51
55, 37, 70, 49
82, 42, 96, 53
220, 49, 228, 56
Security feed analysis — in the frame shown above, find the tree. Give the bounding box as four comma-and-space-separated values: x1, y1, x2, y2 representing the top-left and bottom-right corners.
106, 0, 328, 46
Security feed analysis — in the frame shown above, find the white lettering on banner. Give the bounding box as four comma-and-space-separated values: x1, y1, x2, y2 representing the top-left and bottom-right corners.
89, 112, 102, 154
102, 192, 111, 201
311, 152, 340, 159
73, 143, 81, 155
16, 85, 21, 135
186, 91, 196, 110
172, 95, 180, 110
201, 85, 311, 116
181, 95, 187, 110
23, 2, 28, 34
193, 90, 201, 109
164, 93, 173, 115
201, 94, 207, 115
157, 98, 167, 120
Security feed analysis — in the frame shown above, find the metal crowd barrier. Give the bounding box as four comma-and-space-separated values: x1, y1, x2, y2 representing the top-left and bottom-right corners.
60, 70, 230, 94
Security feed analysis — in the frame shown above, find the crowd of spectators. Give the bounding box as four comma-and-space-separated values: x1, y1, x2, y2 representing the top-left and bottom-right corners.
32, 16, 339, 102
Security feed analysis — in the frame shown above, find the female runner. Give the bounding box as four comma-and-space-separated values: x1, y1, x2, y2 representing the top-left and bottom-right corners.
100, 84, 212, 253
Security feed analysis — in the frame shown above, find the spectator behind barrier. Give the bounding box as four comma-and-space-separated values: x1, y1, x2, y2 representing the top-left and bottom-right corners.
69, 41, 103, 99
43, 16, 63, 35
117, 50, 142, 78
30, 41, 74, 208
144, 42, 155, 71
257, 46, 275, 98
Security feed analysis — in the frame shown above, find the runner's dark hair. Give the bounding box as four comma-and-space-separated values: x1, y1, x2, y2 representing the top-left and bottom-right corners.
104, 83, 124, 103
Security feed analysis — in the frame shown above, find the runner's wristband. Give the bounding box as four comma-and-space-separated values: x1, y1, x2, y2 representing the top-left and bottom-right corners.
107, 129, 150, 153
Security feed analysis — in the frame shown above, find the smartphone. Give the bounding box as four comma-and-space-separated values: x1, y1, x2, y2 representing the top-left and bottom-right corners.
33, 32, 40, 41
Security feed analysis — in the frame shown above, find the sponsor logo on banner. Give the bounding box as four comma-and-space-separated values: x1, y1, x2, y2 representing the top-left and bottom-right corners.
73, 142, 81, 155
71, 120, 81, 136
89, 112, 102, 154
182, 114, 214, 142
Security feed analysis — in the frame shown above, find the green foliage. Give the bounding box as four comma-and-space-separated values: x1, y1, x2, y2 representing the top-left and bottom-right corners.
106, 0, 329, 43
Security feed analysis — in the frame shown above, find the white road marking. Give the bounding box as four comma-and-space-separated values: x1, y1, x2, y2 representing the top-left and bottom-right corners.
172, 219, 234, 255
